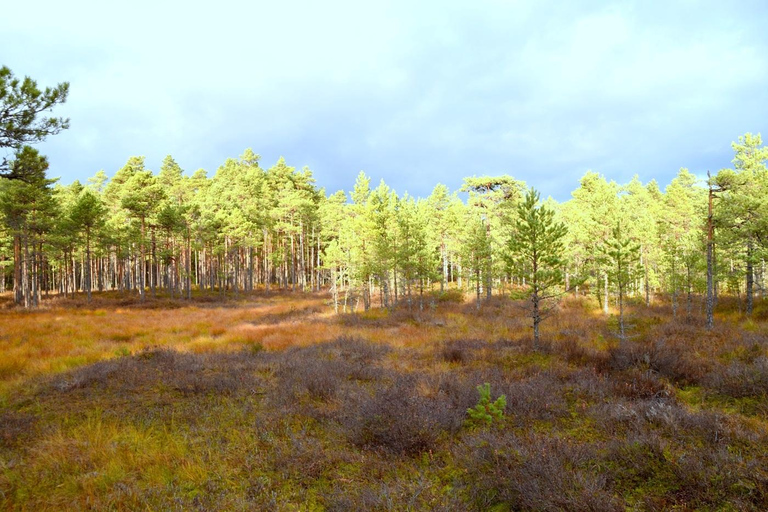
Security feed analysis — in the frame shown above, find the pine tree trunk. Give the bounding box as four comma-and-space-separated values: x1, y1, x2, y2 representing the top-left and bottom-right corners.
643, 250, 650, 307
23, 232, 31, 308
139, 218, 146, 302
86, 229, 92, 302
619, 281, 625, 342
706, 179, 715, 329
31, 240, 38, 308
476, 263, 481, 310
686, 263, 693, 318
13, 234, 22, 305
441, 241, 447, 292
746, 241, 754, 316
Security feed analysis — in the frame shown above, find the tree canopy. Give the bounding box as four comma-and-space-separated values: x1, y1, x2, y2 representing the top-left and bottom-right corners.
0, 66, 69, 174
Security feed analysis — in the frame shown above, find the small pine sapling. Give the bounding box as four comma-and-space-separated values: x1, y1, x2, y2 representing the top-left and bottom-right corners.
466, 383, 506, 427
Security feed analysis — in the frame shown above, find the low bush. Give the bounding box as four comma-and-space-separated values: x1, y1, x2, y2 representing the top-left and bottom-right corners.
703, 356, 768, 399
339, 374, 466, 455
458, 431, 622, 511
274, 337, 388, 403
440, 338, 486, 364
606, 339, 705, 385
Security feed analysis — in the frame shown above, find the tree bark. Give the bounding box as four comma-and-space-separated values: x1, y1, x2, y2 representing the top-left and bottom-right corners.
746, 240, 754, 316
706, 174, 715, 329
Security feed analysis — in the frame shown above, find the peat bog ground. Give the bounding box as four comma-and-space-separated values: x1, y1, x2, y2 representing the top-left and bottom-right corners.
0, 291, 767, 510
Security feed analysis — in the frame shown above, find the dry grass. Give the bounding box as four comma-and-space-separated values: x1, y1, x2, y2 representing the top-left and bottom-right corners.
0, 290, 767, 510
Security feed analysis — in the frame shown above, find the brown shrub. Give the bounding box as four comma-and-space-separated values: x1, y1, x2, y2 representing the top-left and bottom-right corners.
667, 445, 768, 510
504, 372, 570, 422
606, 339, 705, 385
440, 338, 486, 364
556, 337, 609, 367
273, 337, 388, 403
251, 304, 323, 325
322, 475, 467, 512
339, 373, 466, 455
703, 356, 768, 399
611, 369, 671, 400
459, 431, 623, 511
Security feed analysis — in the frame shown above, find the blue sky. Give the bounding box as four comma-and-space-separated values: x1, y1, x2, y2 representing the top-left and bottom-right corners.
3, 0, 766, 201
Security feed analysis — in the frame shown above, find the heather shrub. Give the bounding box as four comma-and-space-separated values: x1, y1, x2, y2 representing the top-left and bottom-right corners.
276, 356, 360, 402
603, 433, 676, 499
340, 374, 465, 455
591, 397, 682, 437
668, 445, 768, 510
606, 339, 704, 384
645, 339, 708, 384
322, 476, 467, 512
703, 356, 768, 399
252, 304, 323, 325
557, 337, 607, 366
274, 337, 387, 403
440, 338, 486, 364
459, 431, 622, 511
611, 369, 671, 400
504, 371, 570, 422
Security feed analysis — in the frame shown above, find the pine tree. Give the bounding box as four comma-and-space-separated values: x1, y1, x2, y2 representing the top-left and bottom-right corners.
659, 169, 706, 318
565, 172, 619, 314
717, 133, 768, 316
121, 170, 165, 301
69, 189, 106, 302
461, 175, 526, 299
602, 223, 640, 342
0, 146, 57, 306
462, 214, 492, 309
507, 188, 568, 349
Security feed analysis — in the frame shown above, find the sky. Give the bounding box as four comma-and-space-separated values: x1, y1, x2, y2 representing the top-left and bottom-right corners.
2, 0, 767, 201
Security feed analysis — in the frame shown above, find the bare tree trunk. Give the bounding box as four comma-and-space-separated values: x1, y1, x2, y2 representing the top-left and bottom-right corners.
746, 240, 754, 316
686, 263, 693, 318
441, 241, 447, 292
706, 174, 715, 329
138, 219, 146, 301
671, 256, 678, 317
643, 250, 650, 306
13, 234, 22, 305
150, 228, 156, 298
23, 233, 31, 308
86, 229, 92, 302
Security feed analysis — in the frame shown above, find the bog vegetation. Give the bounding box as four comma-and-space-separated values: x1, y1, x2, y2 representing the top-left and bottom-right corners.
0, 292, 767, 510
1, 66, 767, 510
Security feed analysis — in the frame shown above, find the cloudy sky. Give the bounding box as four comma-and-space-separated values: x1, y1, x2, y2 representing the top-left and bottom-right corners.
3, 0, 767, 200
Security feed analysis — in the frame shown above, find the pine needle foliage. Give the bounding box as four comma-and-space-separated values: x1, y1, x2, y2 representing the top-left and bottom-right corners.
466, 382, 506, 427
507, 188, 568, 349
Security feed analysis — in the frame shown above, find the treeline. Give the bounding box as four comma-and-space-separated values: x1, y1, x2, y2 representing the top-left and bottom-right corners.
0, 134, 766, 315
